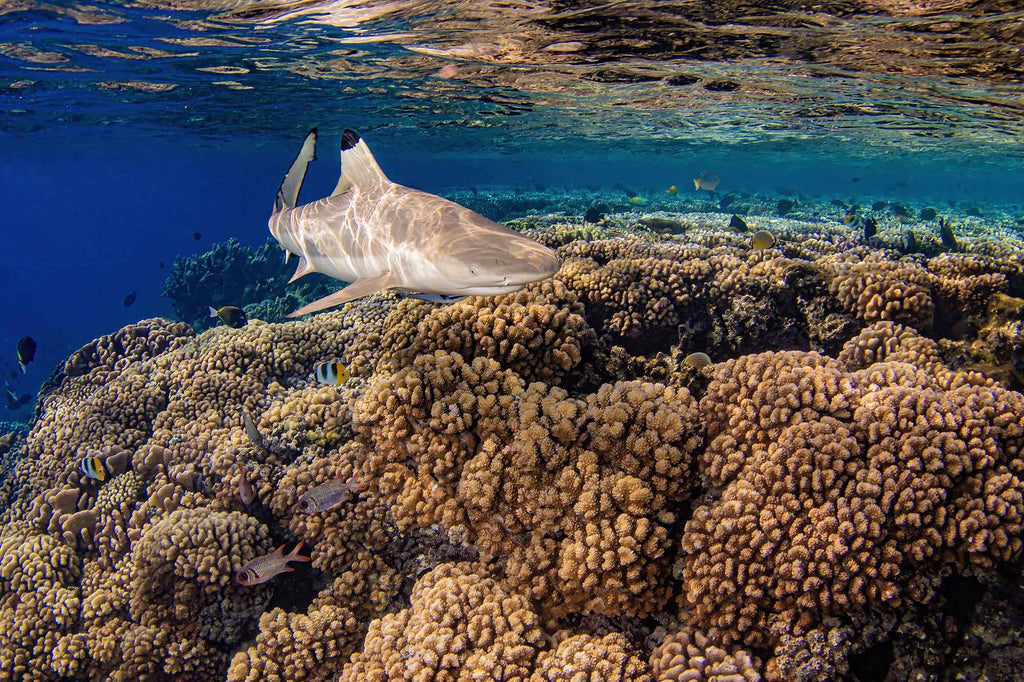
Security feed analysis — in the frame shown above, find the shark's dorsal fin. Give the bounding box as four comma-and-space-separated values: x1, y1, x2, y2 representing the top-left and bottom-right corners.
288, 256, 315, 284
275, 128, 317, 212
286, 272, 399, 318
339, 129, 388, 190
331, 174, 352, 197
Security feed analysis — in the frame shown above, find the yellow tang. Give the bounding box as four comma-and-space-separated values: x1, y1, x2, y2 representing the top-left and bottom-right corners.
628, 196, 648, 205
80, 456, 107, 481
751, 230, 776, 250
666, 185, 677, 195
314, 360, 350, 386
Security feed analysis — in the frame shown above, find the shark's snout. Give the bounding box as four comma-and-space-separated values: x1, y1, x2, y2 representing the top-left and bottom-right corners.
502, 254, 561, 286
509, 244, 562, 284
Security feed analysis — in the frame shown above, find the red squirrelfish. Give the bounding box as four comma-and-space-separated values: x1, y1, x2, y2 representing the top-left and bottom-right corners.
236, 463, 255, 506
297, 477, 366, 514
236, 542, 310, 586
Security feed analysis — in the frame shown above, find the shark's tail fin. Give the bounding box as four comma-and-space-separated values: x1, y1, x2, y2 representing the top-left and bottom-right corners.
274, 128, 318, 212
332, 129, 389, 196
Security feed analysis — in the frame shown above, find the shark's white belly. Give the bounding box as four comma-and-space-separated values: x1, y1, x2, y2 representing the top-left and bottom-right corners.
289, 195, 394, 283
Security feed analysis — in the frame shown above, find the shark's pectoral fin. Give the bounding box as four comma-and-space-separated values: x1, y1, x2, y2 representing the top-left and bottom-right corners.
286, 272, 399, 318
287, 256, 315, 284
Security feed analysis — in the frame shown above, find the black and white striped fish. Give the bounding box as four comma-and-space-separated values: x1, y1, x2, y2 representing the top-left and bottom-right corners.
314, 360, 350, 386
80, 456, 107, 481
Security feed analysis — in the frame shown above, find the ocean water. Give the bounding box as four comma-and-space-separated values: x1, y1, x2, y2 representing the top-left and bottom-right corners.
2, 1, 1024, 680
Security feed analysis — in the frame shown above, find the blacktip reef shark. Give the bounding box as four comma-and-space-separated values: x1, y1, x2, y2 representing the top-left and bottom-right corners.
269, 128, 562, 317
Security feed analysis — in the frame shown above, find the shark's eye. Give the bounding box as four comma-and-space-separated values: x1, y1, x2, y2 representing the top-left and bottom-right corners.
469, 267, 478, 275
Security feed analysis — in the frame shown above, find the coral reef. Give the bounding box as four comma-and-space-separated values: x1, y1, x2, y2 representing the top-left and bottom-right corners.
161, 238, 335, 330
339, 562, 545, 681
650, 626, 761, 682
354, 345, 702, 619
3, 205, 1024, 680
678, 323, 1024, 663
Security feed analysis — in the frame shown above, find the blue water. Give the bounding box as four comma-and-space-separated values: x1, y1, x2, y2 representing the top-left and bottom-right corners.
2, 0, 1024, 417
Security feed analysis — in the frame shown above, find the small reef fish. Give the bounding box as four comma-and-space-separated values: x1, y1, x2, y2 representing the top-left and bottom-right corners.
298, 477, 366, 514
16, 336, 36, 372
268, 128, 560, 317
123, 290, 138, 308
158, 261, 165, 270
241, 408, 267, 452
400, 292, 469, 304
920, 207, 937, 221
776, 198, 795, 216
863, 217, 878, 239
209, 305, 248, 329
872, 200, 887, 211
314, 360, 350, 386
718, 193, 736, 210
684, 352, 712, 369
693, 171, 719, 191
4, 383, 30, 410
236, 542, 310, 586
193, 231, 202, 241
628, 196, 648, 205
665, 185, 677, 195
236, 464, 255, 506
904, 230, 919, 254
939, 217, 958, 251
80, 456, 107, 481
583, 207, 604, 223
751, 230, 776, 250
729, 214, 748, 232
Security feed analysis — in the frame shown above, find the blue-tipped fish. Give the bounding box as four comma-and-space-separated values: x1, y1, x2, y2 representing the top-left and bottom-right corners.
80, 456, 107, 481
314, 360, 350, 386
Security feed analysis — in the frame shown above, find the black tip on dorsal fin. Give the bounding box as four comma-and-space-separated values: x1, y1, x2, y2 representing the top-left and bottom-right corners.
308, 127, 318, 161
341, 129, 361, 151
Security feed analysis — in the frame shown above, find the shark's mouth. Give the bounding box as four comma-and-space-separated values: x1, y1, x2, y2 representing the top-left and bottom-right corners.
455, 282, 528, 296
